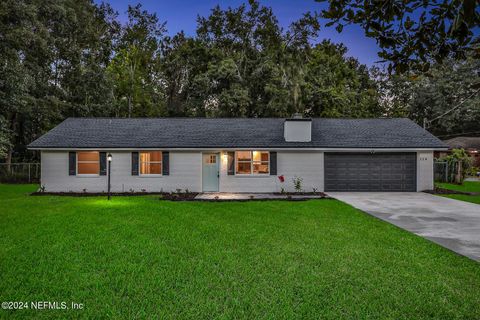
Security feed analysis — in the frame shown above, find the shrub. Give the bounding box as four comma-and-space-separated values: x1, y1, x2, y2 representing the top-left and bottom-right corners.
466, 166, 479, 177
441, 149, 472, 184
292, 176, 303, 193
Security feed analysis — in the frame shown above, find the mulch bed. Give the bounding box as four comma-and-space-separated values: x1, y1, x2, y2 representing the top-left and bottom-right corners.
161, 193, 330, 202
160, 193, 199, 201
30, 191, 330, 201
160, 197, 330, 202
31, 192, 168, 197
273, 192, 327, 196
30, 191, 202, 200
424, 187, 479, 196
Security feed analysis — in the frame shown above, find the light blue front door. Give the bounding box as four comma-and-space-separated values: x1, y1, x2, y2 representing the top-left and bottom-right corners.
202, 153, 219, 192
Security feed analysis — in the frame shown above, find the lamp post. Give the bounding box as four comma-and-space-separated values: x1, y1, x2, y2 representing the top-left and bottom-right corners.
107, 153, 112, 200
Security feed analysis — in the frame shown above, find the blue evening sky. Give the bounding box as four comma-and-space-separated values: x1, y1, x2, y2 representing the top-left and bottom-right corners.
104, 0, 381, 66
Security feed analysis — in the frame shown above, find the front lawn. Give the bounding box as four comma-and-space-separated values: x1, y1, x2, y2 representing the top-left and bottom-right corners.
436, 181, 480, 193
436, 181, 480, 204
441, 194, 480, 204
1, 185, 479, 319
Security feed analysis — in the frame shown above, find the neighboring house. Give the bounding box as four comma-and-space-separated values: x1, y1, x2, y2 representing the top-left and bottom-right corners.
437, 137, 480, 167
27, 117, 447, 193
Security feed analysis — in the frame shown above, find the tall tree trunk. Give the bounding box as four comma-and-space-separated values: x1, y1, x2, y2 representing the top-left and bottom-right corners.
454, 161, 463, 184
293, 82, 300, 113
6, 112, 18, 172
5, 149, 12, 173
127, 95, 132, 118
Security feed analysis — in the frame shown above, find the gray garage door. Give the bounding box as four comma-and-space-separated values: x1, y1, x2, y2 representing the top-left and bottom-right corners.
324, 153, 416, 192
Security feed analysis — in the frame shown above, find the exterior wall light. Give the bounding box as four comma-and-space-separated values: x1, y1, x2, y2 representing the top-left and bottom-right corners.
107, 153, 112, 200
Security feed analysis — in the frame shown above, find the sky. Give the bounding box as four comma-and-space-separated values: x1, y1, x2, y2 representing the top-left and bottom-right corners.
103, 0, 381, 66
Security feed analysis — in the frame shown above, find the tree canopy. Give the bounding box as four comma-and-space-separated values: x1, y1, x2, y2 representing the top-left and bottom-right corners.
374, 56, 480, 136
318, 0, 480, 73
0, 0, 478, 163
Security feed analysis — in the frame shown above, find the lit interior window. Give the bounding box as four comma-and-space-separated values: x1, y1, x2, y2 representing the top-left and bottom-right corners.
77, 151, 100, 175
236, 151, 269, 174
140, 151, 162, 175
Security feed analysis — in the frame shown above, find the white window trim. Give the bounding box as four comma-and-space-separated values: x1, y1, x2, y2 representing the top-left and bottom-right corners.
139, 151, 163, 177
234, 151, 270, 176
76, 151, 100, 177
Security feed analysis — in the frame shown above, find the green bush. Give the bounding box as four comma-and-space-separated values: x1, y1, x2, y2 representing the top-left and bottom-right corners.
439, 149, 473, 184
466, 166, 480, 177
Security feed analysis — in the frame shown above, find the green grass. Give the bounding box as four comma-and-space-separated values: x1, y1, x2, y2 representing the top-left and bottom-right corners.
436, 181, 480, 193
441, 194, 480, 204
1, 185, 479, 319
436, 181, 480, 204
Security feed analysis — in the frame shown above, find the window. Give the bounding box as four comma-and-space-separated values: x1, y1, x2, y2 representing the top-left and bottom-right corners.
235, 151, 269, 175
77, 151, 100, 175
206, 155, 216, 164
140, 151, 162, 175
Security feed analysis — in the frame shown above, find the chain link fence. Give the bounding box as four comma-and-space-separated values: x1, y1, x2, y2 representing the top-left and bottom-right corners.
434, 160, 458, 183
0, 163, 40, 183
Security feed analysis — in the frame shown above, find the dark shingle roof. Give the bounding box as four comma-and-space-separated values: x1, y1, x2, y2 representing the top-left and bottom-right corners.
28, 117, 447, 149
443, 137, 480, 150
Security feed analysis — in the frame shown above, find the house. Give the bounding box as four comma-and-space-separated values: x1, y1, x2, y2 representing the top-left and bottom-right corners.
436, 137, 480, 167
27, 117, 447, 193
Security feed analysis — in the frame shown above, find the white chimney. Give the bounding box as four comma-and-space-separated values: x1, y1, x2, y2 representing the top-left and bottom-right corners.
284, 115, 312, 142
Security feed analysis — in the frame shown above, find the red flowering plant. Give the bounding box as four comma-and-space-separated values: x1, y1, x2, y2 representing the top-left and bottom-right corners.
277, 175, 286, 194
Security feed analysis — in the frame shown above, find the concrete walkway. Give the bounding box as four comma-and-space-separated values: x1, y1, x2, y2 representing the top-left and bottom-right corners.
195, 193, 324, 200
328, 192, 480, 262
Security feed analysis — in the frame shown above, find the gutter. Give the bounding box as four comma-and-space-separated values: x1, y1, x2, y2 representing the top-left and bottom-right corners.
28, 147, 449, 152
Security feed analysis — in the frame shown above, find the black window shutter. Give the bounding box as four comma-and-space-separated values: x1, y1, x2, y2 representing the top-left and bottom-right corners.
270, 152, 277, 175
227, 152, 235, 175
162, 151, 169, 175
69, 152, 76, 175
99, 152, 107, 176
131, 152, 139, 175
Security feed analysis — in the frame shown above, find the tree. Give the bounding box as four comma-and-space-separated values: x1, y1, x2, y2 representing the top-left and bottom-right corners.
375, 56, 480, 136
107, 4, 167, 117
0, 0, 41, 164
0, 0, 388, 163
160, 33, 214, 116
189, 1, 380, 118
370, 67, 411, 118
59, 2, 120, 118
0, 0, 118, 163
441, 148, 473, 184
317, 0, 480, 73
410, 57, 480, 135
195, 0, 289, 117
161, 0, 378, 118
0, 117, 11, 159
302, 41, 381, 117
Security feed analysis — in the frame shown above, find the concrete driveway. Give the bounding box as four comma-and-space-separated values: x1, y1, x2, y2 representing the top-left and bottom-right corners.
328, 192, 480, 262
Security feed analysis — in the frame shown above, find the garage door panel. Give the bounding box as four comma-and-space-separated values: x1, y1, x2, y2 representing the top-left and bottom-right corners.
324, 153, 416, 192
